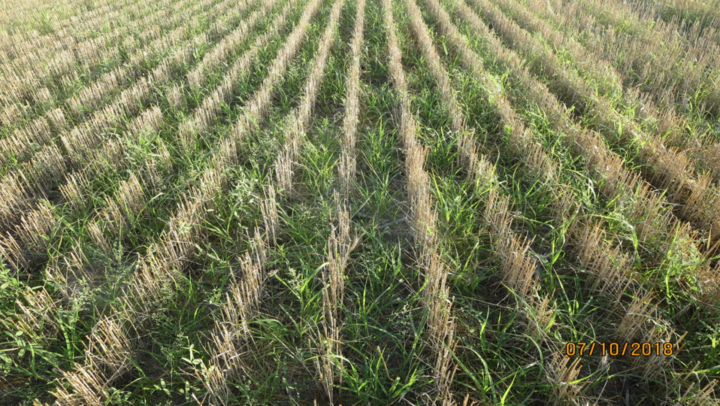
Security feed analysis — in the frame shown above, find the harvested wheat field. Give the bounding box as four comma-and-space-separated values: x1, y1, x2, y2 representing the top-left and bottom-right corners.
1, 0, 720, 404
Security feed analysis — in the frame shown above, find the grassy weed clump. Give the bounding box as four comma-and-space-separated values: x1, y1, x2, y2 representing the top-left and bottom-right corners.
0, 0, 719, 404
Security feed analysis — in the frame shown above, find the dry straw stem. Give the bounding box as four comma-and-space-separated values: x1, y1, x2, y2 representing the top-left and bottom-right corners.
0, 232, 27, 270
0, 0, 174, 90
59, 171, 91, 210
184, 0, 302, 147
56, 167, 227, 401
632, 326, 687, 381
187, 0, 275, 90
0, 198, 56, 267
166, 83, 185, 110
7, 107, 162, 266
571, 221, 633, 301
1, 0, 200, 130
484, 190, 538, 300
616, 291, 656, 344
435, 8, 690, 375
404, 0, 465, 135
697, 261, 720, 312
382, 0, 415, 148
524, 293, 555, 342
406, 143, 439, 260
0, 116, 52, 166
297, 0, 345, 132
403, 0, 636, 329
116, 173, 146, 220
0, 53, 165, 227
546, 355, 586, 406
412, 0, 553, 306
494, 0, 693, 146
86, 222, 112, 256
14, 287, 57, 336
84, 315, 134, 377
424, 0, 556, 185
275, 146, 295, 192
641, 0, 720, 34
53, 363, 108, 406
203, 227, 267, 404
339, 0, 367, 189
16, 199, 55, 249
4, 2, 229, 170
261, 184, 279, 246
117, 0, 315, 303
676, 373, 720, 406
406, 0, 494, 184
317, 199, 358, 404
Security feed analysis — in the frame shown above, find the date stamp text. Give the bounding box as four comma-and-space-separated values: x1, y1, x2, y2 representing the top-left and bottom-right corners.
564, 342, 675, 357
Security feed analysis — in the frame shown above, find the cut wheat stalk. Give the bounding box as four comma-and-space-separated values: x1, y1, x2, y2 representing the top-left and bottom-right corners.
425, 5, 695, 396
338, 0, 366, 191
0, 0, 149, 66
274, 0, 344, 192
314, 196, 358, 404
187, 0, 281, 90
427, 21, 701, 397
228, 0, 323, 147
449, 1, 701, 388
383, 0, 456, 402
52, 311, 136, 406
495, 0, 720, 185
0, 106, 163, 272
51, 165, 228, 401
409, 0, 545, 306
546, 355, 586, 406
201, 227, 267, 405
630, 0, 720, 41
465, 0, 720, 256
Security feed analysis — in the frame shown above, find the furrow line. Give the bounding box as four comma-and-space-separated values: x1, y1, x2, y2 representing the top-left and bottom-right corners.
0, 0, 142, 65
0, 0, 165, 112
180, 0, 302, 152
627, 0, 720, 42
1, 1, 298, 380
0, 0, 196, 152
0, 0, 154, 86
